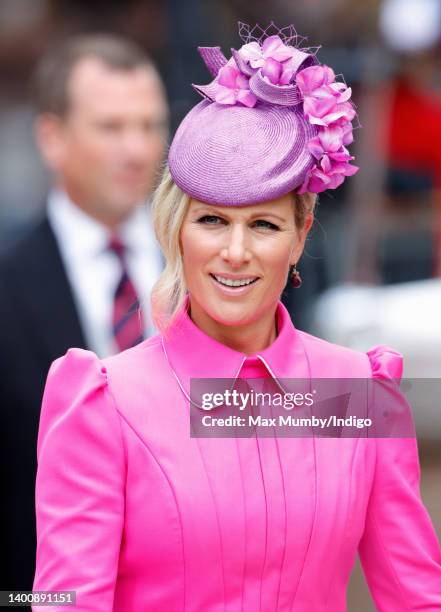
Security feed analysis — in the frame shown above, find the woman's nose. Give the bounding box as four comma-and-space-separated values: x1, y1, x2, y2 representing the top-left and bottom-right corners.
220, 223, 251, 267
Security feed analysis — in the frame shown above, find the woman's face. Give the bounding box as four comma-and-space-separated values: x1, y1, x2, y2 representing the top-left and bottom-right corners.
180, 194, 312, 332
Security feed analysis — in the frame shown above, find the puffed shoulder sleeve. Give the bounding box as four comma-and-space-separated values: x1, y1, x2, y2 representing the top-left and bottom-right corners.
32, 349, 125, 612
358, 345, 441, 611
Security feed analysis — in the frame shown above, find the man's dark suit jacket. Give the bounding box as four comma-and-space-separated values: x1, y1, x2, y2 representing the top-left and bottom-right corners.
0, 216, 87, 592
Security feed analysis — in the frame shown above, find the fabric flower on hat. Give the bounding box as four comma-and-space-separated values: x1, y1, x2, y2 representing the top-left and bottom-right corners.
307, 124, 354, 159
292, 64, 359, 193
298, 124, 359, 194
298, 157, 358, 193
295, 65, 356, 127
239, 35, 298, 85
213, 58, 257, 107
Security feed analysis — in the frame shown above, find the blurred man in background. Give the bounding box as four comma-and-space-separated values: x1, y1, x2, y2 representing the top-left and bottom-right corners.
0, 34, 168, 591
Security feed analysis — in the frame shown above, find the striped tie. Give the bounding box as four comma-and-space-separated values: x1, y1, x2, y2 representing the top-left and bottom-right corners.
108, 234, 144, 352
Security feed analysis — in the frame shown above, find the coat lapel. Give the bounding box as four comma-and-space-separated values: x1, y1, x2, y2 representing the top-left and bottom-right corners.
9, 216, 87, 361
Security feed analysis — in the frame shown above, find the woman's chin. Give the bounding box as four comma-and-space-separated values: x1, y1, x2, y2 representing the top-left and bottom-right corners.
207, 301, 264, 328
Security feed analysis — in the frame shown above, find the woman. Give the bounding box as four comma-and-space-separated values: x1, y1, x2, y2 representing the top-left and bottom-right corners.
33, 24, 441, 611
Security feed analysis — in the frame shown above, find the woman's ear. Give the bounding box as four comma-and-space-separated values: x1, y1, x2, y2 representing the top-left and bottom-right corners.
303, 212, 314, 234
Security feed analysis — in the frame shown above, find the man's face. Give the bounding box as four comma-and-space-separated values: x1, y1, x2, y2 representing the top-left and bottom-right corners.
40, 57, 168, 226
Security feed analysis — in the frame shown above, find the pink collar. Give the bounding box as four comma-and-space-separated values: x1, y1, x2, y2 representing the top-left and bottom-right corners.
162, 299, 310, 399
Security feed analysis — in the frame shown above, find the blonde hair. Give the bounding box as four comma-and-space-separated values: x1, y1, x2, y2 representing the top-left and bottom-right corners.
151, 166, 316, 332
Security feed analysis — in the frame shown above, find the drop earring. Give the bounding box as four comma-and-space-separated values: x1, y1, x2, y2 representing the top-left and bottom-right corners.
290, 264, 302, 288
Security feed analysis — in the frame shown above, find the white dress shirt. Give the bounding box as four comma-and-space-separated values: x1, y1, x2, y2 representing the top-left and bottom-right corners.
47, 189, 162, 357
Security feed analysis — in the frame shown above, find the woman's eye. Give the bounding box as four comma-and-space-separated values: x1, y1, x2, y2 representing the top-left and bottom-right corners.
197, 215, 225, 225
253, 220, 280, 231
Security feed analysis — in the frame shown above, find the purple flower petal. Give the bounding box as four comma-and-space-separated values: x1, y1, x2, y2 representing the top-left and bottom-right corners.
330, 162, 350, 174
262, 57, 283, 85
328, 173, 346, 189
295, 68, 317, 96
236, 88, 257, 107
307, 116, 329, 127
312, 85, 337, 100
218, 65, 240, 88
320, 155, 332, 173
279, 59, 296, 85
329, 149, 352, 162
214, 85, 238, 105
262, 35, 293, 62
236, 73, 250, 89
343, 163, 359, 176
337, 86, 352, 103
238, 42, 263, 68
308, 170, 331, 192
321, 65, 336, 86
330, 82, 347, 92
307, 136, 324, 159
296, 65, 336, 96
298, 164, 335, 194
304, 96, 337, 119
321, 102, 356, 126
341, 121, 354, 145
318, 125, 344, 152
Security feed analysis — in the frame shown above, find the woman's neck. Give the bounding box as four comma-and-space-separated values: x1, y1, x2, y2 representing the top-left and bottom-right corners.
188, 299, 278, 355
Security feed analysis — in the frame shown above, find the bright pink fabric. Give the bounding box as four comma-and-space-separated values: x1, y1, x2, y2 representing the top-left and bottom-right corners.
33, 302, 441, 611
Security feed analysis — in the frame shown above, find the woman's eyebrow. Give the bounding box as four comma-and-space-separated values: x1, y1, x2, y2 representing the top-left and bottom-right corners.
191, 205, 228, 216
249, 212, 287, 223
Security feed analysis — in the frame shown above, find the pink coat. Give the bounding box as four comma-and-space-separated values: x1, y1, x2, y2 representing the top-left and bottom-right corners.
33, 302, 441, 611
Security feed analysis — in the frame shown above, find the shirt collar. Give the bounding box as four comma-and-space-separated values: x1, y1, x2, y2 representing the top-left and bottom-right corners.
162, 298, 310, 401
47, 188, 152, 261
118, 200, 156, 253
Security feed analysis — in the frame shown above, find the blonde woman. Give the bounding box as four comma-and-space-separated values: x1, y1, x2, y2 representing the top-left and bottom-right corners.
33, 24, 441, 611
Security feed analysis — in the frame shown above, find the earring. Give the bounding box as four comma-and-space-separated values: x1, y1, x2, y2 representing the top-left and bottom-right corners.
290, 264, 302, 288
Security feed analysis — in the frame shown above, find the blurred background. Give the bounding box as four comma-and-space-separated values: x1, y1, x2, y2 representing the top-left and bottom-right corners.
0, 0, 440, 609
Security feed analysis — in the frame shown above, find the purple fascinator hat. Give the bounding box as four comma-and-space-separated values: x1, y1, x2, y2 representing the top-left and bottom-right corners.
168, 23, 359, 206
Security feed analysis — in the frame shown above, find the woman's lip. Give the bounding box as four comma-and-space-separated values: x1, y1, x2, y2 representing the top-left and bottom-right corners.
210, 273, 260, 281
209, 273, 259, 295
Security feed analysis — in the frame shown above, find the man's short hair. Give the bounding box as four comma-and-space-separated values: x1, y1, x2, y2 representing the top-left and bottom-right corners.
34, 33, 156, 116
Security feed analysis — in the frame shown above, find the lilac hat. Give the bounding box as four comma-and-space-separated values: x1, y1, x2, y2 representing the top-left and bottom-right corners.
169, 23, 359, 206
